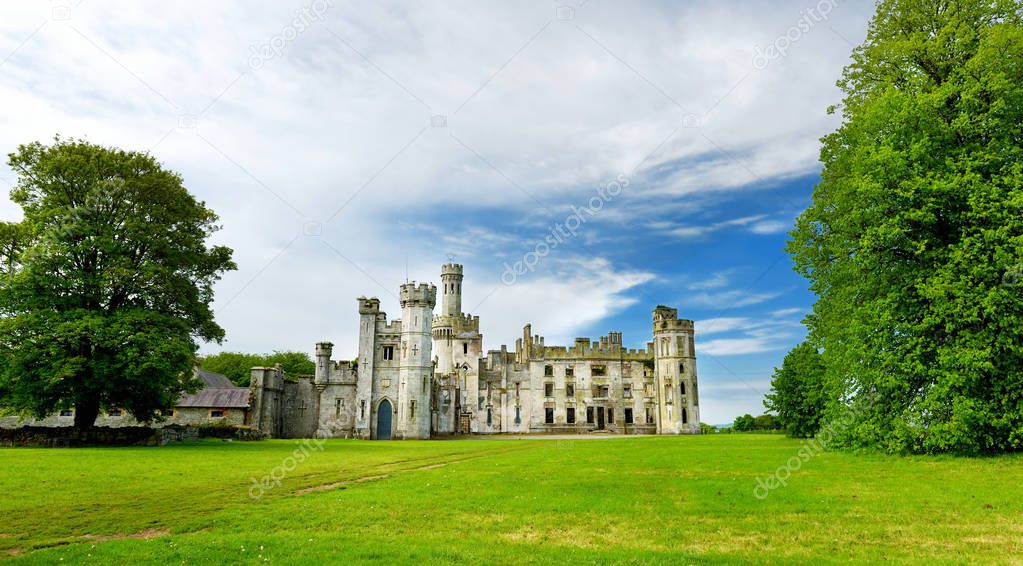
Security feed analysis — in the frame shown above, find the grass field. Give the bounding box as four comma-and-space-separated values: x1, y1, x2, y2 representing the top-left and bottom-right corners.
0, 434, 1021, 564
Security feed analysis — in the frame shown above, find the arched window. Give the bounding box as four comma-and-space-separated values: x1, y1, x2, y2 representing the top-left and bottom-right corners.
680, 382, 686, 396
681, 407, 688, 424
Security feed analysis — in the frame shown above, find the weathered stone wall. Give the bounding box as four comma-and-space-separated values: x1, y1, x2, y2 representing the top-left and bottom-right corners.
282, 377, 319, 438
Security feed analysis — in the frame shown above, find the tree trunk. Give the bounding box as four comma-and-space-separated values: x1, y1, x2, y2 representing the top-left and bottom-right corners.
73, 397, 100, 430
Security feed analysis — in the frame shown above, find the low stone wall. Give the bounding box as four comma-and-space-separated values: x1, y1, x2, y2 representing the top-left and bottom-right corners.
0, 424, 267, 447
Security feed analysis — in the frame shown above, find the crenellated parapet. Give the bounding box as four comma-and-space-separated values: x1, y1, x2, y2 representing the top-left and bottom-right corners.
400, 282, 437, 308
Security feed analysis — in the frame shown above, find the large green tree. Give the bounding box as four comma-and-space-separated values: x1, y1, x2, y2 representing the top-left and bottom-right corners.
789, 0, 1023, 453
764, 342, 828, 438
0, 138, 235, 429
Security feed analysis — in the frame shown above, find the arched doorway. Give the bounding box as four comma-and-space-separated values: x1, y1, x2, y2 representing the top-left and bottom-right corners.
377, 399, 392, 440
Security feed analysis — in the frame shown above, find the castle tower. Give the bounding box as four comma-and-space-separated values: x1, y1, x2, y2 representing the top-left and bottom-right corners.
652, 306, 700, 434
355, 297, 380, 439
314, 341, 333, 388
440, 263, 463, 317
397, 282, 437, 439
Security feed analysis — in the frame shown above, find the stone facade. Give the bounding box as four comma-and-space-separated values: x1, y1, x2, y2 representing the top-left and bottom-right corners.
249, 263, 701, 439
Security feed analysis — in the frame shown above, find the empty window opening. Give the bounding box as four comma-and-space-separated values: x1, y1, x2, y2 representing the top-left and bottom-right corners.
624, 408, 634, 424
645, 408, 655, 424
623, 384, 633, 398
586, 406, 595, 424
463, 342, 469, 354
335, 398, 344, 417
566, 366, 574, 377
209, 410, 224, 419
566, 383, 575, 397
682, 407, 688, 424
592, 365, 607, 376
487, 407, 493, 426
545, 408, 554, 424
383, 346, 394, 360
680, 382, 686, 396
544, 365, 554, 376
607, 409, 614, 424
567, 407, 576, 424
515, 406, 521, 425
545, 383, 554, 397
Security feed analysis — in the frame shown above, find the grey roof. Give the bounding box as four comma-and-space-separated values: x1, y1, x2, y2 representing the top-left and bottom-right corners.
176, 369, 250, 409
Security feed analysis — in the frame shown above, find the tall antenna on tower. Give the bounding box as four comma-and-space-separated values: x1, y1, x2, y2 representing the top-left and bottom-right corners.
405, 253, 409, 283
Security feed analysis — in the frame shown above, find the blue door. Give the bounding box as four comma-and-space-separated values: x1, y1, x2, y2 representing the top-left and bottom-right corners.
376, 400, 392, 440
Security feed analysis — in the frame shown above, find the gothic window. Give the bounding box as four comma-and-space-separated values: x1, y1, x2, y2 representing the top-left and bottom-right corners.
679, 362, 685, 375
624, 408, 634, 424
682, 407, 688, 424
463, 342, 469, 354
514, 406, 521, 424
545, 408, 554, 424
680, 382, 686, 396
486, 407, 493, 426
410, 400, 416, 420
545, 383, 554, 397
383, 346, 394, 360
566, 407, 576, 424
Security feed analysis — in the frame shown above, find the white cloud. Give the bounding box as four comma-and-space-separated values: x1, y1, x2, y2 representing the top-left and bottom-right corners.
749, 219, 791, 234
699, 337, 781, 356
0, 0, 871, 359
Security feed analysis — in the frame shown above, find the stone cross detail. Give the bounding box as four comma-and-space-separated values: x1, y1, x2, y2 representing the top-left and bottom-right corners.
411, 344, 419, 357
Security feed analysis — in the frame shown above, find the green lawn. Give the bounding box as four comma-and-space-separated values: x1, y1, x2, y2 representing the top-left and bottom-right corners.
0, 434, 1020, 564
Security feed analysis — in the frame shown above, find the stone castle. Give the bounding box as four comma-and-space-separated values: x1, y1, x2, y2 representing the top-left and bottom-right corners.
248, 263, 700, 439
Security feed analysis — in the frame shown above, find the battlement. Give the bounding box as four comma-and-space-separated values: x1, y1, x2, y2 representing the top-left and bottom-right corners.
315, 341, 333, 357
358, 296, 381, 315
441, 263, 464, 277
545, 332, 651, 360
653, 305, 678, 322
376, 316, 401, 334
433, 312, 480, 333
400, 282, 437, 308
654, 317, 694, 333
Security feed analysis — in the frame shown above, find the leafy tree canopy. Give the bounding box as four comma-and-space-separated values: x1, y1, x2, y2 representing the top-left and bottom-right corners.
200, 350, 315, 386
788, 0, 1023, 453
764, 342, 828, 438
0, 138, 235, 428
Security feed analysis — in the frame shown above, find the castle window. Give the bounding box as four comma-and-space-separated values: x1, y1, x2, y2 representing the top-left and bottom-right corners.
515, 382, 521, 399
209, 410, 224, 419
586, 406, 594, 424
623, 384, 633, 398
514, 406, 521, 425
544, 365, 553, 377
566, 407, 576, 424
645, 408, 655, 424
383, 346, 394, 360
624, 408, 634, 424
565, 366, 574, 377
592, 365, 607, 376
544, 383, 554, 397
679, 362, 685, 375
545, 408, 554, 424
486, 407, 493, 426
596, 385, 609, 398
566, 383, 575, 397
607, 409, 614, 424
410, 400, 416, 420
360, 400, 366, 420
682, 407, 688, 424
463, 342, 469, 354
680, 382, 686, 396
335, 398, 344, 417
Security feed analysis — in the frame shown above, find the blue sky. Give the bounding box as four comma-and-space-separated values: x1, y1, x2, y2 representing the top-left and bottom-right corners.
0, 0, 876, 424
